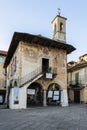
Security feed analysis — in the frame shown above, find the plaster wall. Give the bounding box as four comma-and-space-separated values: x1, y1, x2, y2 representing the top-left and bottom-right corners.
70, 69, 85, 84
52, 17, 66, 42
7, 41, 68, 108
20, 41, 67, 90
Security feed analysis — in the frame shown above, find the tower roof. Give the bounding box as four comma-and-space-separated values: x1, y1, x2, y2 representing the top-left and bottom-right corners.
0, 50, 7, 56
52, 15, 67, 23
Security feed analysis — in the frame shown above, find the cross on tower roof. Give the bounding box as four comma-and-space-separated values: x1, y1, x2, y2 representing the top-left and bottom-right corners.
58, 8, 61, 16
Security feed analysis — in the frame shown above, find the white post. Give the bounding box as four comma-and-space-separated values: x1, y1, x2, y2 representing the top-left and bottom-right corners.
61, 89, 68, 107
19, 86, 27, 109
9, 88, 14, 109
43, 90, 47, 106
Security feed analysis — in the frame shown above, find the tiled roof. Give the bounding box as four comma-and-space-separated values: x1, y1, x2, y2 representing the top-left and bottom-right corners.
0, 50, 7, 56
68, 61, 87, 72
4, 32, 76, 67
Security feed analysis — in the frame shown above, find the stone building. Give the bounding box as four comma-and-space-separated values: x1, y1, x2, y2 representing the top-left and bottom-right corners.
68, 54, 87, 103
4, 14, 75, 109
0, 50, 7, 104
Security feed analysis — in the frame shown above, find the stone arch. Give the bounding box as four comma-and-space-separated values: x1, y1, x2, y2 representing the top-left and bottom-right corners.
48, 83, 60, 90
47, 83, 61, 106
27, 82, 43, 107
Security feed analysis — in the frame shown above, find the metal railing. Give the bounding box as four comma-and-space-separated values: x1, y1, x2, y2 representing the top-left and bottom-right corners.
19, 66, 42, 87
9, 66, 57, 88
68, 80, 84, 87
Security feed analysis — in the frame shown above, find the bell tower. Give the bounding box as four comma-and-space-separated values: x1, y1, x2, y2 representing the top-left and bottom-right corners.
52, 10, 67, 42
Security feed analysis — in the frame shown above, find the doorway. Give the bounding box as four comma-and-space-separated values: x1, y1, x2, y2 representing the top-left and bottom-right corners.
74, 90, 80, 103
42, 58, 49, 73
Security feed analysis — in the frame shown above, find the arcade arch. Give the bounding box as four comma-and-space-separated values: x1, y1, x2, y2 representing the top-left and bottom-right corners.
27, 82, 43, 107
47, 83, 61, 106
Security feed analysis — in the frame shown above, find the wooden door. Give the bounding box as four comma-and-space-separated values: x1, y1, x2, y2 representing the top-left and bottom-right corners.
74, 90, 80, 103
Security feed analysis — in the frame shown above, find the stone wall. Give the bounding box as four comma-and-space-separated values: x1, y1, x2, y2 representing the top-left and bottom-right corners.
7, 41, 68, 108
20, 41, 67, 90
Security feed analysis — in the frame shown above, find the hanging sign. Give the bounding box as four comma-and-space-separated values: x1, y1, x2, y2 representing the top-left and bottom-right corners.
53, 95, 59, 100
14, 86, 19, 103
48, 91, 53, 98
27, 89, 35, 95
0, 96, 3, 103
54, 91, 59, 95
46, 73, 52, 79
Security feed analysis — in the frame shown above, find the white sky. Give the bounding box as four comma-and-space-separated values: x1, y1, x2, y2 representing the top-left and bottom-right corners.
0, 0, 87, 62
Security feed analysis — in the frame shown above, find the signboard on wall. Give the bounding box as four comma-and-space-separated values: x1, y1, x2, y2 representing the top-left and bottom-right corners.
54, 91, 59, 95
53, 95, 59, 100
27, 89, 35, 95
53, 91, 59, 100
14, 86, 19, 104
0, 96, 3, 103
46, 73, 52, 79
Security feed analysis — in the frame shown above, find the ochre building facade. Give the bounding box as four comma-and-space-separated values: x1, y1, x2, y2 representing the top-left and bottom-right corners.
68, 54, 87, 103
0, 50, 7, 104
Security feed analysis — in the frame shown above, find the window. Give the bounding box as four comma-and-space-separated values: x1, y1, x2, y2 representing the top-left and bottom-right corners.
54, 23, 56, 34
75, 73, 79, 84
3, 68, 7, 75
11, 63, 13, 76
2, 80, 7, 88
0, 57, 4, 63
60, 22, 63, 32
10, 56, 17, 76
14, 56, 17, 72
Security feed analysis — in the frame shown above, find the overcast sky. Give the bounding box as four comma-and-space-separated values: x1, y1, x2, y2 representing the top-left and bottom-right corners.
0, 0, 87, 62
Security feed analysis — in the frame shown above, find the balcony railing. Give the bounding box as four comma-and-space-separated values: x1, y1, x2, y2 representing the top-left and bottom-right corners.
68, 80, 84, 88
43, 67, 57, 79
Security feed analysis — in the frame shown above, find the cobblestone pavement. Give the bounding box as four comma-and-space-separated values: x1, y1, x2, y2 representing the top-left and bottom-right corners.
0, 104, 87, 130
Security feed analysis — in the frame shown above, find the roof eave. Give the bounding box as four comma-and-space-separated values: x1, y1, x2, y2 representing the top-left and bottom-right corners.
4, 32, 76, 67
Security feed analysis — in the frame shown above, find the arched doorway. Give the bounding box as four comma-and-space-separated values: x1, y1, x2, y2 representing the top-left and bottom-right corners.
47, 83, 61, 106
27, 82, 43, 107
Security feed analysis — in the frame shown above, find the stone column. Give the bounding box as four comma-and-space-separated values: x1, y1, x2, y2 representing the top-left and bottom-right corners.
19, 86, 27, 109
9, 88, 14, 109
61, 89, 68, 107
43, 89, 47, 106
